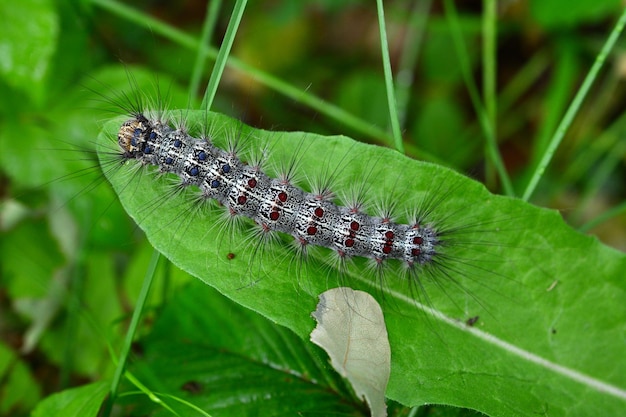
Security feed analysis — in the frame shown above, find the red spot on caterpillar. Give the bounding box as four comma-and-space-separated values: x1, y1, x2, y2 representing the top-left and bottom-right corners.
278, 192, 287, 202
314, 207, 324, 217
270, 211, 280, 221
345, 238, 355, 247
350, 221, 360, 231
307, 226, 317, 235
413, 236, 423, 245
237, 195, 247, 205
248, 178, 257, 188
385, 230, 394, 239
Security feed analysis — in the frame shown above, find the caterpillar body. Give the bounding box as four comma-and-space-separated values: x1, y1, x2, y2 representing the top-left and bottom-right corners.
96, 96, 521, 337
117, 112, 439, 273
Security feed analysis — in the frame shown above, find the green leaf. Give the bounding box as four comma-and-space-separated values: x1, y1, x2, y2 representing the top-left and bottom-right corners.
529, 0, 622, 29
100, 111, 626, 416
31, 381, 109, 417
0, 0, 59, 103
129, 281, 360, 416
0, 342, 41, 414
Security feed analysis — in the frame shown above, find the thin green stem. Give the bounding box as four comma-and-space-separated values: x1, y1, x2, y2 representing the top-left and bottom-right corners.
482, 0, 496, 128
444, 0, 514, 196
376, 0, 404, 153
188, 0, 222, 101
102, 250, 161, 417
201, 0, 247, 112
155, 392, 215, 416
121, 372, 181, 415
522, 7, 626, 201
482, 0, 497, 187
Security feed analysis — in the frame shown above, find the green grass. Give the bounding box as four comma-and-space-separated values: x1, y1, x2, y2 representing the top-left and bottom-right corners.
1, 1, 626, 416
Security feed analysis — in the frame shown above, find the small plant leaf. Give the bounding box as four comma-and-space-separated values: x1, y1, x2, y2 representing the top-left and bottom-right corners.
311, 288, 390, 417
31, 381, 108, 417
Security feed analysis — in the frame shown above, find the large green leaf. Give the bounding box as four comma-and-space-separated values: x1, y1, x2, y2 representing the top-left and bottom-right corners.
100, 111, 626, 416
129, 281, 361, 416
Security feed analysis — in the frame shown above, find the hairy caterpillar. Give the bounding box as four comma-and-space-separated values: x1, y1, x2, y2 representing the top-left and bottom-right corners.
116, 109, 443, 286
97, 91, 516, 322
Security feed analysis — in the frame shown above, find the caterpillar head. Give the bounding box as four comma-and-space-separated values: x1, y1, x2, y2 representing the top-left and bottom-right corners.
118, 115, 153, 159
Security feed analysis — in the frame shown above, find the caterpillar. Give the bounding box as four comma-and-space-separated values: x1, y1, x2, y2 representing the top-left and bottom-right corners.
97, 98, 516, 322
117, 111, 438, 280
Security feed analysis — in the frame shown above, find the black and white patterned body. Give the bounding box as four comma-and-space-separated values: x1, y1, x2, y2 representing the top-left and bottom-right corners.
118, 114, 439, 268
